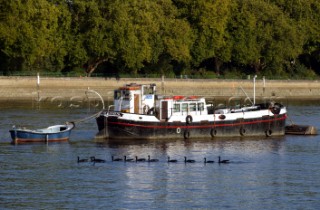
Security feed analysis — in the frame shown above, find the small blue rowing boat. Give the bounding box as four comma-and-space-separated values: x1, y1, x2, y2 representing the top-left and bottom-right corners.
9, 122, 75, 144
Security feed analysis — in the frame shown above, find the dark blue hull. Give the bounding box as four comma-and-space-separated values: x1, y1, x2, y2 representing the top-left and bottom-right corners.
9, 123, 74, 144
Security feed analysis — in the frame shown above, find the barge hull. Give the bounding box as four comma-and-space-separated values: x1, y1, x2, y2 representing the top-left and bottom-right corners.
97, 114, 286, 139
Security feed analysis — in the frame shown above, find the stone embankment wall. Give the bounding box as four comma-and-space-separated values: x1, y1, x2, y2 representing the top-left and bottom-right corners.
0, 76, 320, 102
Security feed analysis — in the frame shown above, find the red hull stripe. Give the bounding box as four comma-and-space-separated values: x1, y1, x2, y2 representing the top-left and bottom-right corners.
108, 114, 287, 129
13, 138, 69, 143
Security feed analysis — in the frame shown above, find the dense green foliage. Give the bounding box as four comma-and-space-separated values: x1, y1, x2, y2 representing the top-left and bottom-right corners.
0, 0, 320, 78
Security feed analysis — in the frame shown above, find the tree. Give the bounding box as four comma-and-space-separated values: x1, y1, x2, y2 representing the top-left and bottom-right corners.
173, 0, 233, 75
0, 0, 319, 78
66, 0, 114, 76
228, 0, 304, 76
272, 0, 320, 74
68, 0, 192, 76
107, 0, 192, 75
0, 0, 68, 73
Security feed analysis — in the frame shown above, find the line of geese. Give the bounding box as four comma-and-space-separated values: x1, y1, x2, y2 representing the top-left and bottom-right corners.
78, 156, 230, 164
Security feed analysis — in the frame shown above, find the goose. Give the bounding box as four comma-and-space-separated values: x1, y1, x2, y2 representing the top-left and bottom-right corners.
167, 156, 178, 163
77, 156, 89, 163
204, 157, 214, 163
184, 156, 195, 163
148, 155, 159, 162
218, 156, 230, 164
124, 156, 134, 162
90, 156, 106, 163
111, 156, 123, 162
136, 156, 146, 162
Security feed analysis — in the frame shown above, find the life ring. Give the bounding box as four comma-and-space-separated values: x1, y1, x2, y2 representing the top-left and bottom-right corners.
184, 130, 190, 139
143, 105, 150, 114
219, 114, 226, 120
176, 127, 181, 134
265, 129, 272, 137
240, 127, 246, 136
186, 115, 193, 124
210, 129, 217, 137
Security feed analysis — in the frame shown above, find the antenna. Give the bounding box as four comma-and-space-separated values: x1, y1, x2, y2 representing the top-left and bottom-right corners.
85, 88, 105, 110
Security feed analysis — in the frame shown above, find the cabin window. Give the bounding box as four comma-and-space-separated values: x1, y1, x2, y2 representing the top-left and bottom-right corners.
182, 103, 188, 113
189, 103, 197, 111
114, 90, 121, 100
124, 91, 131, 100
198, 103, 204, 111
173, 104, 180, 112
143, 86, 154, 95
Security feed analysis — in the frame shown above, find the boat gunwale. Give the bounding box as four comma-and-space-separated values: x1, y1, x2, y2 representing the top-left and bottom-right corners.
9, 123, 74, 135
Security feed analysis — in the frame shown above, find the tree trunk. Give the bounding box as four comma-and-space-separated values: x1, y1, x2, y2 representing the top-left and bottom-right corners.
214, 57, 222, 75
253, 60, 260, 74
86, 58, 108, 77
252, 58, 266, 74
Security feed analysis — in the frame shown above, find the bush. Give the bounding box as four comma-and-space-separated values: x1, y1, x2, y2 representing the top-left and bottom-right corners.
293, 63, 317, 79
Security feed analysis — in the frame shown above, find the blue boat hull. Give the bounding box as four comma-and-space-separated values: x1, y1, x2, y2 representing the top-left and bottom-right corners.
9, 123, 74, 144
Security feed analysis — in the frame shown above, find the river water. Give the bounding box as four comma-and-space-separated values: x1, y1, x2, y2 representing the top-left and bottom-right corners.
1, 101, 320, 209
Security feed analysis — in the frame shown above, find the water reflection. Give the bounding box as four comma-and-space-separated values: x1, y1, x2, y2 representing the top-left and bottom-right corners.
1, 102, 320, 209
99, 136, 287, 160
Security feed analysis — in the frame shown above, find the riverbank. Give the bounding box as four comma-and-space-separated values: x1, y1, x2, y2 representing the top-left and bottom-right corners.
0, 76, 320, 102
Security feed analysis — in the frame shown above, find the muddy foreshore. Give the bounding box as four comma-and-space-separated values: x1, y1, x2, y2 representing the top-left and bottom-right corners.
0, 76, 320, 104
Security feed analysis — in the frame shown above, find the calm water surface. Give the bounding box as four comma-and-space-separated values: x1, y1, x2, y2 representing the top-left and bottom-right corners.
1, 102, 320, 209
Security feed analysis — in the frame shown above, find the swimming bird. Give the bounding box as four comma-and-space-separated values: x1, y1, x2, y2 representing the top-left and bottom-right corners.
111, 156, 123, 162
148, 155, 159, 162
167, 156, 177, 163
90, 156, 106, 163
124, 156, 134, 162
77, 156, 89, 163
136, 156, 146, 162
218, 156, 230, 164
204, 158, 214, 164
184, 156, 195, 163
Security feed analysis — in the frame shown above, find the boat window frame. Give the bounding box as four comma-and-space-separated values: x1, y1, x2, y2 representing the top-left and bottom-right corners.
114, 90, 121, 100
173, 103, 180, 113
143, 86, 154, 95
120, 90, 131, 100
182, 103, 188, 114
198, 102, 204, 113
189, 103, 197, 112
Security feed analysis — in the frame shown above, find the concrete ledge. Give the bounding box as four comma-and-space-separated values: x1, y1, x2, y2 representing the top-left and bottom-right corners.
0, 76, 319, 102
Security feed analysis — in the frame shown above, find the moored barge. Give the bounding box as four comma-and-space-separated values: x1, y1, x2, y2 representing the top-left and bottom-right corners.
96, 83, 287, 139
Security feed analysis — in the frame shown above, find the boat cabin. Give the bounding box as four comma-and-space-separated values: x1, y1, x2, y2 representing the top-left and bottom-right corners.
113, 83, 156, 114
112, 83, 208, 121
158, 96, 208, 120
